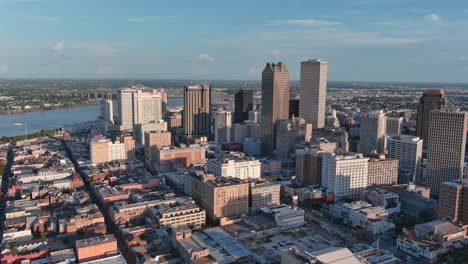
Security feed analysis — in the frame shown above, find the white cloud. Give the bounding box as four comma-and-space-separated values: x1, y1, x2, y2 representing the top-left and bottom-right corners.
0, 64, 8, 75
50, 40, 65, 54
247, 67, 262, 77
266, 19, 342, 27
196, 54, 215, 62
20, 14, 59, 22
425, 14, 441, 23
127, 16, 176, 23
96, 66, 116, 76
272, 49, 283, 58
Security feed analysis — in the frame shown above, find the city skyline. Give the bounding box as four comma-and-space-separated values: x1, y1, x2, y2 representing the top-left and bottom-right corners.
1, 0, 468, 82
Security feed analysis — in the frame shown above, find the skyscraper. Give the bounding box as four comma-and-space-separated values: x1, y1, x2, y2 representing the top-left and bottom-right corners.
387, 135, 423, 183
299, 59, 328, 128
416, 89, 447, 146
234, 89, 253, 123
118, 88, 137, 130
100, 99, 113, 123
136, 90, 163, 124
214, 111, 232, 143
117, 86, 164, 131
261, 62, 290, 155
426, 110, 468, 196
183, 84, 211, 138
360, 111, 387, 155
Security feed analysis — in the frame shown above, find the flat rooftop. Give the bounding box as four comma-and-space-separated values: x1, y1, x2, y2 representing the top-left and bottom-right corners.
76, 234, 117, 248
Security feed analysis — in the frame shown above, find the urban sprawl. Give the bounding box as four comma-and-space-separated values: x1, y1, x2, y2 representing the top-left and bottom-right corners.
1, 59, 468, 264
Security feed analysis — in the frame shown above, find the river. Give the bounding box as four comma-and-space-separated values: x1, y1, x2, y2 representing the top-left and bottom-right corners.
0, 97, 183, 137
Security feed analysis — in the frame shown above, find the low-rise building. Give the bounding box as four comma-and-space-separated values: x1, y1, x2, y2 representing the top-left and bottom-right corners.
172, 226, 253, 264
438, 179, 468, 224
250, 181, 281, 210
184, 169, 249, 221
149, 199, 206, 229
383, 184, 437, 220
330, 201, 395, 235
152, 144, 206, 172
360, 188, 401, 214
367, 155, 399, 186
206, 155, 261, 180
281, 246, 361, 264
259, 204, 305, 228
397, 220, 468, 260
75, 234, 118, 262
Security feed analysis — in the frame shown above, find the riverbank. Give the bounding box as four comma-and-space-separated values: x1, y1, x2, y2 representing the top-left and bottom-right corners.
0, 129, 56, 144
0, 102, 99, 115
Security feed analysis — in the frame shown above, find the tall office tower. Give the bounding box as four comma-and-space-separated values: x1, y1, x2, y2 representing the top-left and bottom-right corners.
118, 88, 137, 130
100, 99, 114, 123
261, 62, 290, 155
299, 59, 328, 128
118, 87, 164, 131
214, 111, 232, 143
296, 148, 323, 186
387, 135, 423, 183
426, 110, 468, 196
289, 98, 299, 119
416, 89, 448, 146
183, 84, 211, 138
360, 111, 387, 155
136, 90, 163, 124
386, 117, 403, 135
275, 120, 296, 159
234, 89, 253, 123
321, 151, 369, 202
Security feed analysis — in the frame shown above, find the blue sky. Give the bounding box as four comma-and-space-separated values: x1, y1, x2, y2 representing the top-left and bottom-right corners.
1, 0, 468, 82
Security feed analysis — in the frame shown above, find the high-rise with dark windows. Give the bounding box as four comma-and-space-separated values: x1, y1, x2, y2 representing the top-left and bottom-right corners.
234, 89, 253, 123
261, 62, 290, 155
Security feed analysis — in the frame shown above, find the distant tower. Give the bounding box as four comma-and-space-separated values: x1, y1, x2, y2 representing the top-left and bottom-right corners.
183, 84, 211, 138
360, 111, 387, 155
416, 89, 447, 146
214, 111, 232, 143
261, 62, 290, 155
117, 88, 137, 130
100, 99, 113, 123
118, 87, 163, 131
234, 89, 253, 123
299, 59, 328, 129
426, 110, 468, 196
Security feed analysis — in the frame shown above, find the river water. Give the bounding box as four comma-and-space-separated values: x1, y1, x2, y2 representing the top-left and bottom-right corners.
0, 97, 183, 137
